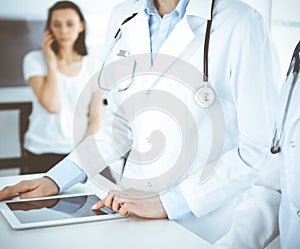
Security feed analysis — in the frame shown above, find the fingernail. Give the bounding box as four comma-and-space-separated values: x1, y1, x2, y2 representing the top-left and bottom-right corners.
91, 204, 98, 210
12, 196, 20, 201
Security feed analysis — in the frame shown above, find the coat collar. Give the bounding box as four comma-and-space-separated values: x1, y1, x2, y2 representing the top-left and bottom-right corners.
121, 10, 150, 52
120, 0, 214, 57
128, 0, 214, 19
186, 0, 213, 20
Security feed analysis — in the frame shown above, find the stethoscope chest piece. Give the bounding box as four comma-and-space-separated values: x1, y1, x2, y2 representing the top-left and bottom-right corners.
193, 84, 216, 108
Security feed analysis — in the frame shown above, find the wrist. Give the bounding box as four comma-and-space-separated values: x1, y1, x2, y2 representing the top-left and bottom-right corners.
43, 176, 60, 195
47, 62, 57, 72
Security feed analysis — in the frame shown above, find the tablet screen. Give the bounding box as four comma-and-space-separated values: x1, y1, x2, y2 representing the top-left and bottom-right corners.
6, 194, 113, 224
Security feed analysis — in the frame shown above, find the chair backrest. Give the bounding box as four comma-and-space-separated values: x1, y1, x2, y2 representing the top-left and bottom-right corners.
0, 102, 32, 173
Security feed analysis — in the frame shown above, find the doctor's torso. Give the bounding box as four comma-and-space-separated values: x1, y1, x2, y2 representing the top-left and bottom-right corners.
99, 0, 279, 190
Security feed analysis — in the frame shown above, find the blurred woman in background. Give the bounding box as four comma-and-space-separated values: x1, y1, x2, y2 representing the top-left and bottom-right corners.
22, 1, 102, 174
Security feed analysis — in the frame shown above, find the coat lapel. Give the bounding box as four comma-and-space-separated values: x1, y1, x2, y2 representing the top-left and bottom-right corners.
120, 10, 196, 60
158, 16, 195, 59
121, 12, 151, 55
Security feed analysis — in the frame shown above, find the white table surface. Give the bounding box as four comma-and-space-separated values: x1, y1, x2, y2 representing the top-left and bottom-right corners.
0, 174, 211, 249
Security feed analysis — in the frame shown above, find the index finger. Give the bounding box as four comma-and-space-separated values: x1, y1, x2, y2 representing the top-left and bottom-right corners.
0, 186, 18, 201
0, 180, 35, 201
91, 199, 105, 210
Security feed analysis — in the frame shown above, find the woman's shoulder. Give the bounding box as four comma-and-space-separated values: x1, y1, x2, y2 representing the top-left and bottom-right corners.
84, 54, 101, 65
23, 49, 47, 80
82, 54, 101, 74
24, 49, 45, 63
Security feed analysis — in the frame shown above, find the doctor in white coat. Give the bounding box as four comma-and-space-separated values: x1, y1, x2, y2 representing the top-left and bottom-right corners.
278, 41, 300, 249
0, 0, 282, 248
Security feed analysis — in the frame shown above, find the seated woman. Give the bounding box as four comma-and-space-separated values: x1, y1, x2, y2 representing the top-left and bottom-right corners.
22, 1, 102, 174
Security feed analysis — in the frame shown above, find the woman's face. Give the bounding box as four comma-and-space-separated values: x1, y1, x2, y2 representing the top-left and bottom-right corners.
49, 8, 84, 48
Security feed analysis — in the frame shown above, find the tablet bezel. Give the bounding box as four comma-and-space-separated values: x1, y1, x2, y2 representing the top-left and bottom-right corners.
0, 193, 124, 230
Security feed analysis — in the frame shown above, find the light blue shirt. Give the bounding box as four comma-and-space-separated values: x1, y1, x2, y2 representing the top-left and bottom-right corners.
46, 0, 192, 220
145, 0, 190, 53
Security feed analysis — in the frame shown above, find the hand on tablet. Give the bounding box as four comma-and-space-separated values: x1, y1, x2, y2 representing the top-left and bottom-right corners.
0, 177, 59, 201
92, 188, 168, 219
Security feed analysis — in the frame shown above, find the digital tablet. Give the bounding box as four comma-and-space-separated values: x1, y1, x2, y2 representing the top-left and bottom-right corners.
0, 193, 124, 230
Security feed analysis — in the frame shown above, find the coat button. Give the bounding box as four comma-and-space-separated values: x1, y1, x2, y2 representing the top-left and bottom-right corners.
290, 141, 296, 148
297, 210, 300, 217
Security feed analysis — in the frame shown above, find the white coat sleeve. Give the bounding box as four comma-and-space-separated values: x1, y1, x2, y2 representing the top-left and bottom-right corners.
162, 10, 281, 218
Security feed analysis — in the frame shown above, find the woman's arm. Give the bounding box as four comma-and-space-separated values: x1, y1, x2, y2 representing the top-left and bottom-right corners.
29, 73, 60, 113
85, 89, 103, 137
29, 30, 61, 113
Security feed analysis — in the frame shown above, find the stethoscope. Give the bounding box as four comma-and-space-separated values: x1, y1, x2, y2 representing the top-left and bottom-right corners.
98, 0, 216, 109
270, 41, 300, 154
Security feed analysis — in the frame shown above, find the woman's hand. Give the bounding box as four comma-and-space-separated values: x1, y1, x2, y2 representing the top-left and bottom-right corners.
92, 188, 168, 219
42, 30, 57, 69
28, 30, 61, 113
0, 177, 59, 201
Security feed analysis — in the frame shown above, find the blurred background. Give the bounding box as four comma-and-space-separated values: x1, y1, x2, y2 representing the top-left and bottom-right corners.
0, 0, 299, 175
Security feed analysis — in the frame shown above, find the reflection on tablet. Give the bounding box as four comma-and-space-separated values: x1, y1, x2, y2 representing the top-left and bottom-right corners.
100, 167, 118, 184
7, 194, 113, 224
99, 159, 126, 185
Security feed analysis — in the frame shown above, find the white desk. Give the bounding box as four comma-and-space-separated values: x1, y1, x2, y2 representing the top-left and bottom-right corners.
0, 174, 211, 249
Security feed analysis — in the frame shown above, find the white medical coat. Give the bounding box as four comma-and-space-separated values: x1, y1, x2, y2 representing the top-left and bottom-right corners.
279, 52, 300, 249
67, 0, 282, 246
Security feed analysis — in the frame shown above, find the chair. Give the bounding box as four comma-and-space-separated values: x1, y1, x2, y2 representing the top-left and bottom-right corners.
0, 102, 32, 173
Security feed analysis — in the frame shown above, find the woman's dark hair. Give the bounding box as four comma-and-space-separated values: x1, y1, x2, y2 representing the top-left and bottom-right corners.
45, 1, 87, 55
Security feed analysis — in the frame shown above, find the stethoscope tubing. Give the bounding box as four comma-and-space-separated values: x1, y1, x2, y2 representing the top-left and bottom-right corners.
97, 0, 216, 92
271, 41, 300, 154
271, 71, 298, 154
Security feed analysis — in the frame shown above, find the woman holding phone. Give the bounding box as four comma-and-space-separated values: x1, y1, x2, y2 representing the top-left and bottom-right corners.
22, 1, 102, 174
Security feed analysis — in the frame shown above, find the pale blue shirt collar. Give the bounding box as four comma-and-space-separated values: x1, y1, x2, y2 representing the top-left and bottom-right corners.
144, 0, 190, 19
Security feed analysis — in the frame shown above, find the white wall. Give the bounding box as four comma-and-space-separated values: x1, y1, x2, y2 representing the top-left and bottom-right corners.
0, 0, 123, 58
0, 0, 122, 19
